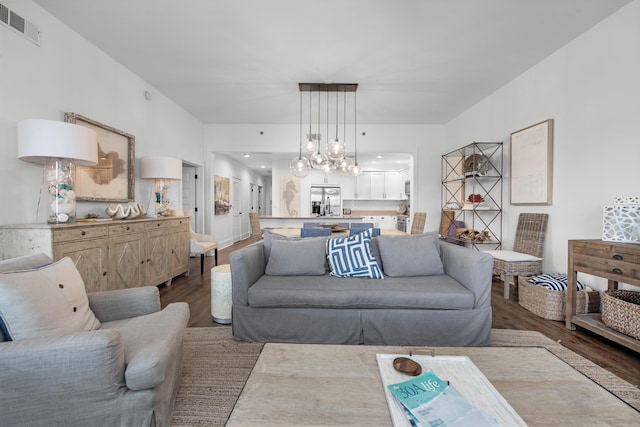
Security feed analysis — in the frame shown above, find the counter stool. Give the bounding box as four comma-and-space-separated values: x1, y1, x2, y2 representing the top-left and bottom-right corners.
211, 264, 232, 324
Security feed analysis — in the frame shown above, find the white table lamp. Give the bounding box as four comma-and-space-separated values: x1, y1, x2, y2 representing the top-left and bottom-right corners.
140, 156, 182, 216
18, 119, 98, 224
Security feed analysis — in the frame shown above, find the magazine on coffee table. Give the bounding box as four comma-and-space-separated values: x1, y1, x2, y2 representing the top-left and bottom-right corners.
386, 370, 498, 426
376, 354, 526, 427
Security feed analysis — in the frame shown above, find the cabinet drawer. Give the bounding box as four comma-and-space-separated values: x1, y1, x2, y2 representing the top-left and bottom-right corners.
52, 226, 108, 243
108, 222, 146, 235
145, 218, 186, 230
571, 241, 640, 284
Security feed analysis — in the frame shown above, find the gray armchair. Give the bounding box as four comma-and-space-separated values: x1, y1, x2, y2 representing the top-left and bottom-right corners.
0, 253, 190, 426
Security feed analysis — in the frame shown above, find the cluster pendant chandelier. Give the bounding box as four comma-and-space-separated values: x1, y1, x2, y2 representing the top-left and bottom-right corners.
290, 83, 362, 177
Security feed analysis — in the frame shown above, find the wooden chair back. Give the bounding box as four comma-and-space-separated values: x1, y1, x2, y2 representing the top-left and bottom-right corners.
249, 212, 263, 240
410, 212, 427, 234
512, 213, 549, 257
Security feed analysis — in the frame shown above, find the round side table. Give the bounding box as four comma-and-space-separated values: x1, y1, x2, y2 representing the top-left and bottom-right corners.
211, 264, 232, 324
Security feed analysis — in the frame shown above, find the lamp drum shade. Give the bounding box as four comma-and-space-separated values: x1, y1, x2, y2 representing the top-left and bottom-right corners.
140, 156, 183, 180
18, 119, 98, 166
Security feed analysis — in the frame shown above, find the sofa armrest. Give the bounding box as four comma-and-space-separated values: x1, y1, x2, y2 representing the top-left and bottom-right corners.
0, 330, 127, 422
438, 241, 494, 309
88, 286, 161, 322
230, 242, 266, 306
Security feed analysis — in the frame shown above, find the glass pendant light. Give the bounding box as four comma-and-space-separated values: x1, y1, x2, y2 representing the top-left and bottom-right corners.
290, 92, 310, 177
326, 91, 346, 161
304, 92, 318, 153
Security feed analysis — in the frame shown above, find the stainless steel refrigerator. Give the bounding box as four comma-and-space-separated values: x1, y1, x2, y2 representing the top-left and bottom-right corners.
310, 185, 341, 216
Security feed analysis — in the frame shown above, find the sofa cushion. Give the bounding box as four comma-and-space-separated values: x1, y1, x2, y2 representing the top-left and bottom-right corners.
0, 257, 101, 341
262, 229, 297, 263
377, 233, 444, 277
247, 274, 475, 310
265, 238, 327, 276
327, 229, 383, 279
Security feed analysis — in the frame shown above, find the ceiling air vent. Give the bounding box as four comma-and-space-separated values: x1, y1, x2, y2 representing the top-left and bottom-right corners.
0, 3, 41, 46
0, 3, 8, 25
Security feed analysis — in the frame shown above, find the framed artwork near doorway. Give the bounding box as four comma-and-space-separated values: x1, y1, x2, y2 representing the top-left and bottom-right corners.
214, 175, 230, 215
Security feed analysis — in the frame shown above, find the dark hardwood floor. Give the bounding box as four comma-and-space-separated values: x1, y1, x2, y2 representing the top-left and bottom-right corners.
160, 238, 640, 387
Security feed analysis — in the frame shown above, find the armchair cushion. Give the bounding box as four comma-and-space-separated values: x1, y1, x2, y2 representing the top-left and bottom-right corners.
100, 302, 189, 391
0, 257, 101, 341
88, 286, 161, 322
485, 250, 542, 262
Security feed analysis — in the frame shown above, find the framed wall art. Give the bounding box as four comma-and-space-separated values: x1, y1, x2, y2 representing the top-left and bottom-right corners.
510, 119, 553, 205
64, 112, 135, 202
280, 176, 300, 217
214, 175, 230, 215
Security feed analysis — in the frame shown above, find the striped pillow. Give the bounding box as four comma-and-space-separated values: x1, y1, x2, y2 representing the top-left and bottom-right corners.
527, 273, 585, 291
327, 229, 383, 279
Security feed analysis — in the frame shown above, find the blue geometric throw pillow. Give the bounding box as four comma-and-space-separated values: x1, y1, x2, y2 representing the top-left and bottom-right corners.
528, 273, 585, 291
327, 229, 383, 279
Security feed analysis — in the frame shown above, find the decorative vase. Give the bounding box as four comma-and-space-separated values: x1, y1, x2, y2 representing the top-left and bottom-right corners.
44, 158, 76, 224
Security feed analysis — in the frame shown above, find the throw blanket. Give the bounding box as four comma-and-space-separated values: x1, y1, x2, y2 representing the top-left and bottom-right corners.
528, 273, 585, 291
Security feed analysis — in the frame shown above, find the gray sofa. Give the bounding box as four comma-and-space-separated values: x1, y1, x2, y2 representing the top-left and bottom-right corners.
0, 253, 189, 426
230, 231, 494, 346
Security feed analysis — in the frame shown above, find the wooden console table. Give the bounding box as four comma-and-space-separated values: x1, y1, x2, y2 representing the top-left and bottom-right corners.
0, 216, 190, 292
566, 239, 640, 353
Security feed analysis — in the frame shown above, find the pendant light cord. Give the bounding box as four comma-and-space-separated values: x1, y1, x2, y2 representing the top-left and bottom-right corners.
298, 91, 302, 159
354, 91, 358, 164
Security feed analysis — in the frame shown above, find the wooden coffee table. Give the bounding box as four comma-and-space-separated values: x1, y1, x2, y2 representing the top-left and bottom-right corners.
227, 343, 640, 426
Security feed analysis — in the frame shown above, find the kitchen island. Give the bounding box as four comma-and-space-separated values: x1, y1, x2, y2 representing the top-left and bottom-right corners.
259, 216, 365, 229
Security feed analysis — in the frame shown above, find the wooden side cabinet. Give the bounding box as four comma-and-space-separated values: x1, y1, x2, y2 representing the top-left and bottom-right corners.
566, 239, 640, 353
0, 216, 190, 292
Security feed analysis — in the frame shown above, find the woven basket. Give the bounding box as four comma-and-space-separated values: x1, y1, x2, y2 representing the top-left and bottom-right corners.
602, 290, 640, 340
518, 277, 600, 321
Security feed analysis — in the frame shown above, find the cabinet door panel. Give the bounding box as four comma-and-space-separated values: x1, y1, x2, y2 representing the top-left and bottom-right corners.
170, 228, 190, 277
356, 173, 371, 199
370, 172, 385, 199
108, 234, 145, 289
384, 172, 402, 199
53, 240, 108, 293
146, 230, 170, 285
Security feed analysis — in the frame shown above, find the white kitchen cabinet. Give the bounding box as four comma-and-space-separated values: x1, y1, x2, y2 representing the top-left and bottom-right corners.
384, 171, 403, 199
355, 173, 371, 199
351, 171, 405, 200
341, 175, 357, 200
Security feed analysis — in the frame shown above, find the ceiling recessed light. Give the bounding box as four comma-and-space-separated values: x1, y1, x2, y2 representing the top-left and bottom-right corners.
260, 165, 266, 169
376, 154, 383, 159
243, 154, 250, 158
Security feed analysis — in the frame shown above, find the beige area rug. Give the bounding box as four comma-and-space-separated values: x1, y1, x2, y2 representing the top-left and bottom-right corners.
171, 327, 639, 426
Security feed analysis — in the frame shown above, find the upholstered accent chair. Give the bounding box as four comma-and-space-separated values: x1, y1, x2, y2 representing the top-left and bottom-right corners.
0, 253, 190, 426
183, 210, 218, 275
486, 213, 549, 299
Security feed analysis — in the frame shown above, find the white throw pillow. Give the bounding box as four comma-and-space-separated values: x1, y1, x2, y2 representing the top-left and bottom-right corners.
484, 250, 542, 262
0, 257, 101, 341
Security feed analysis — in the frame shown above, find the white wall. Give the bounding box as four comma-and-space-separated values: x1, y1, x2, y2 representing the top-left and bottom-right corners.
0, 1, 204, 226
445, 0, 640, 291
207, 152, 269, 247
